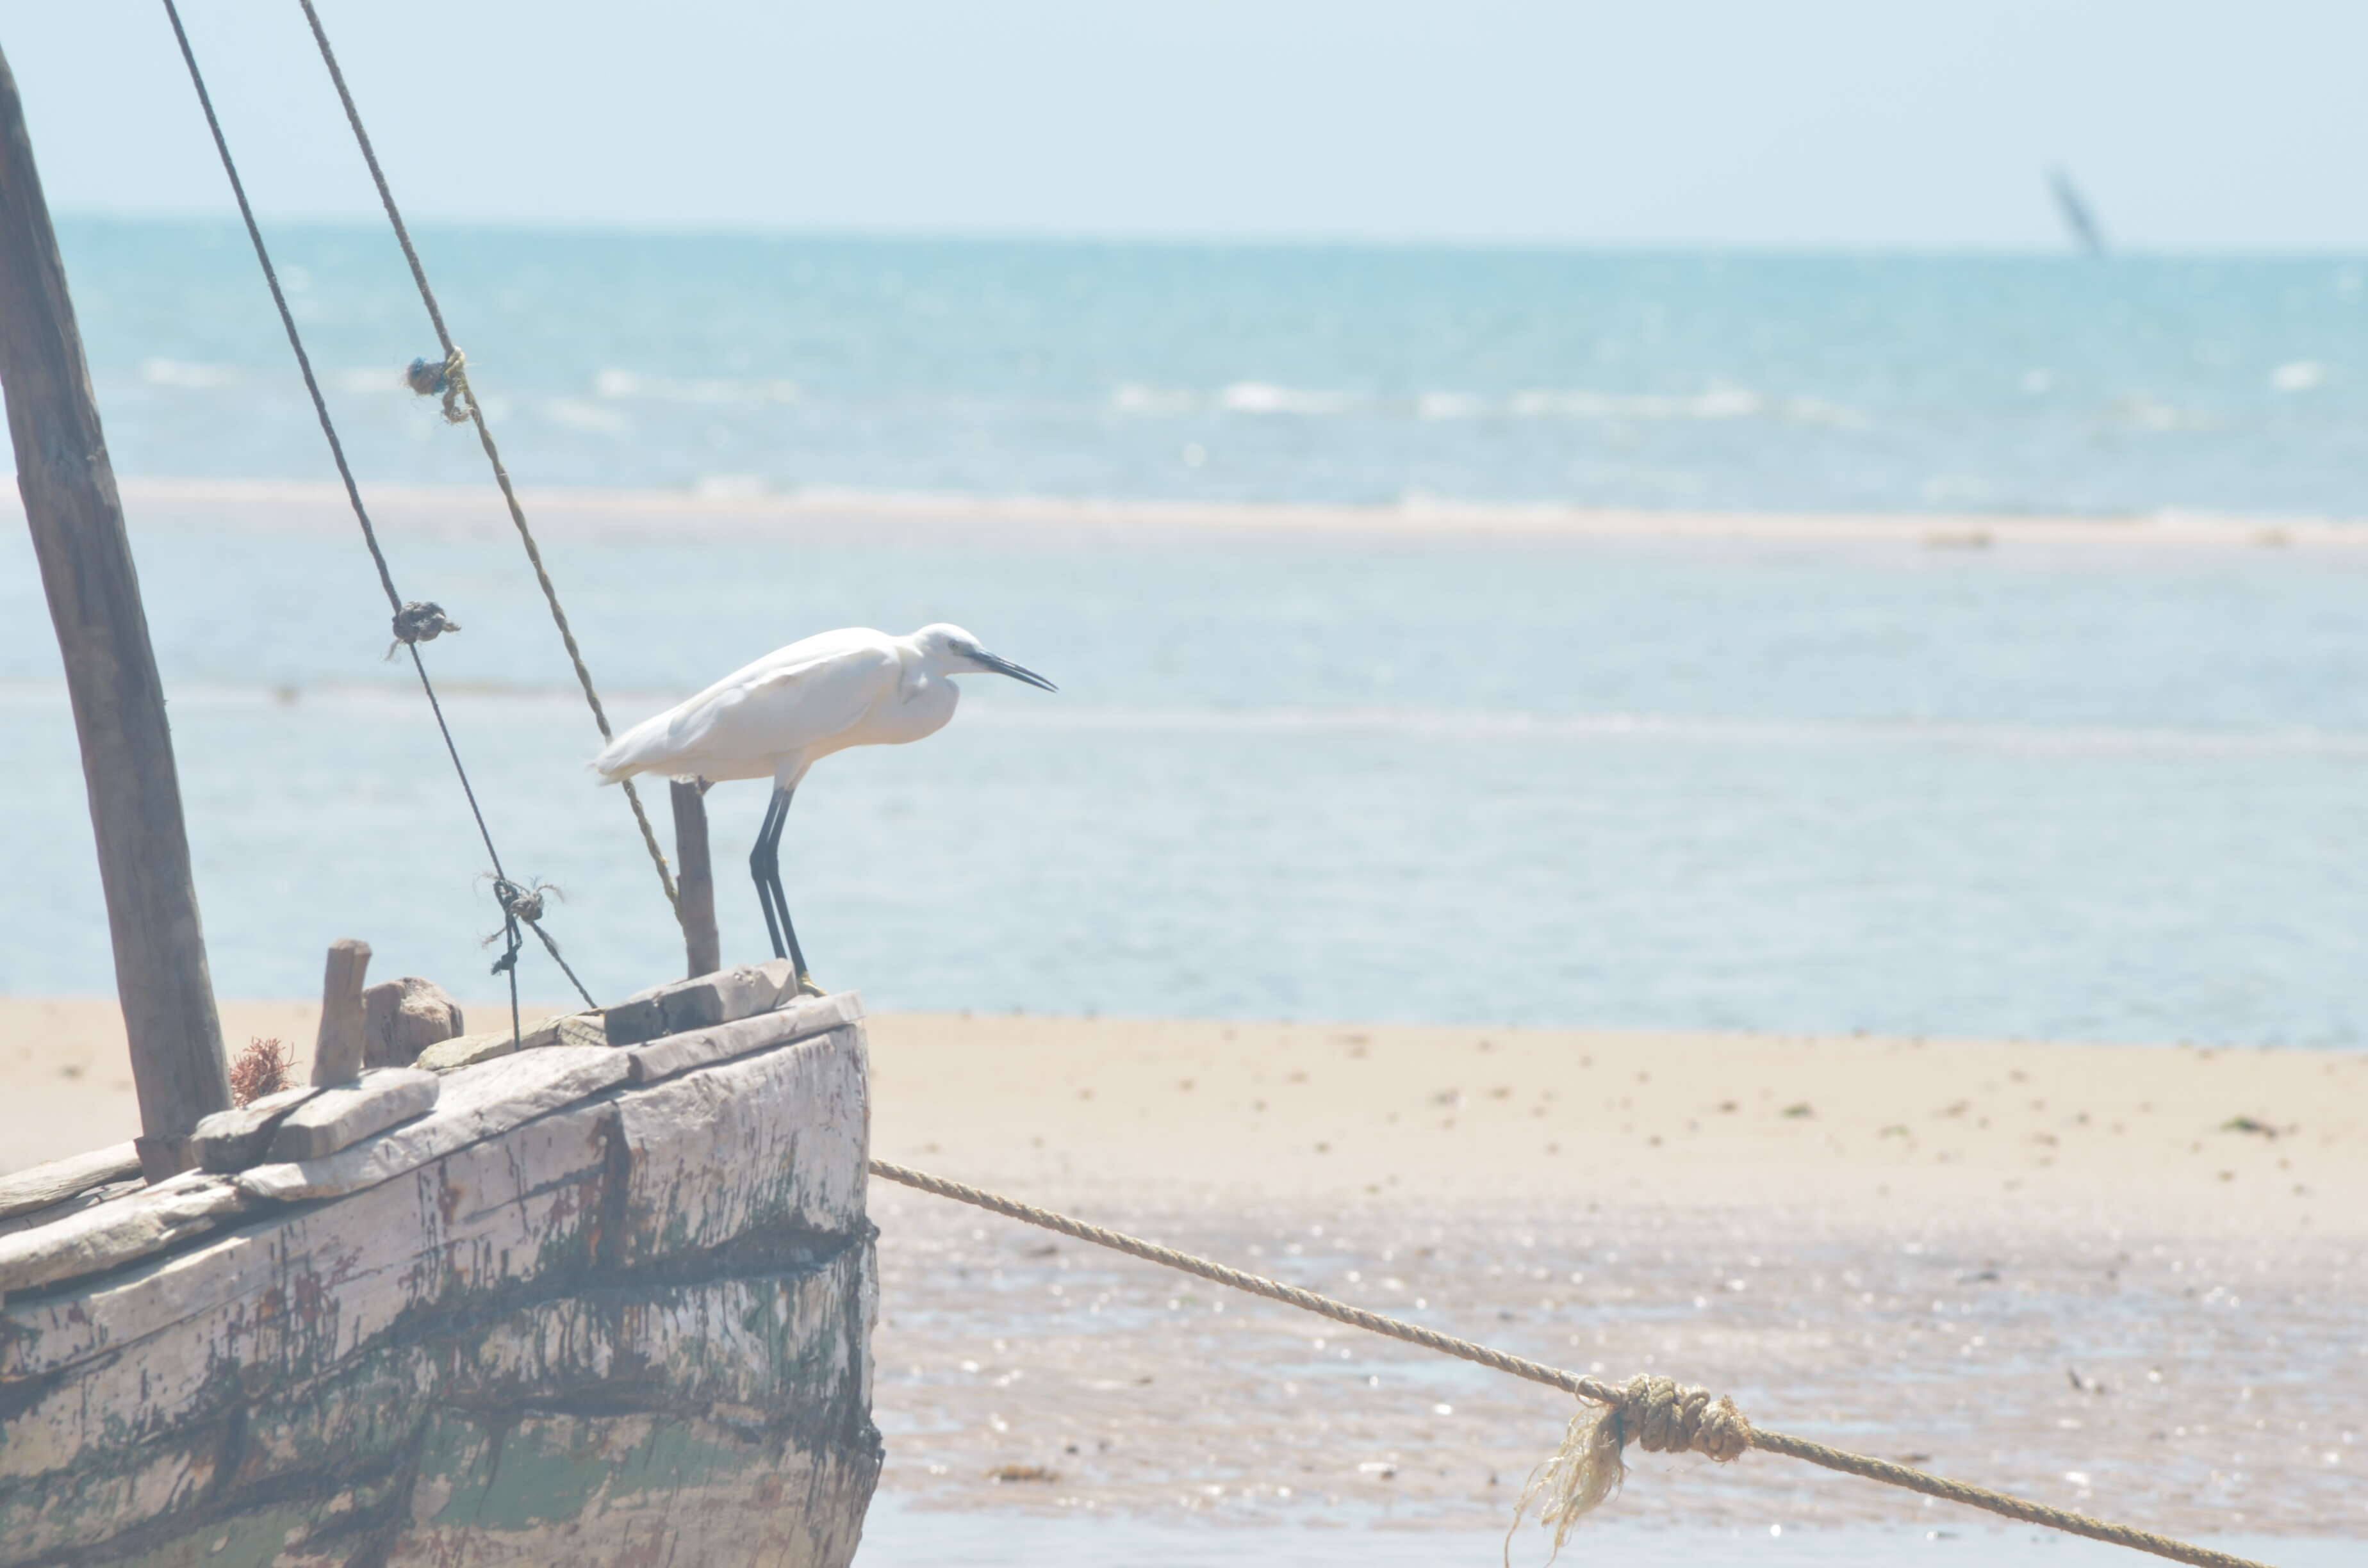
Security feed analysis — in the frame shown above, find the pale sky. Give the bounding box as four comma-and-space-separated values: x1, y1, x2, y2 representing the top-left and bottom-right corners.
3, 0, 2363, 249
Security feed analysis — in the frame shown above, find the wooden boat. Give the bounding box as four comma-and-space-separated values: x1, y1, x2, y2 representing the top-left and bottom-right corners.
0, 988, 883, 1567
0, 40, 881, 1568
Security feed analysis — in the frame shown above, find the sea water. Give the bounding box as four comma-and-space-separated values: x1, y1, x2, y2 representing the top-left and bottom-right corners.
1, 225, 2363, 1046
53, 222, 2368, 518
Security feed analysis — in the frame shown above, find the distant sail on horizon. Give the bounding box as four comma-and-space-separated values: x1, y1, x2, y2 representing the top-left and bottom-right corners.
2049, 165, 2108, 254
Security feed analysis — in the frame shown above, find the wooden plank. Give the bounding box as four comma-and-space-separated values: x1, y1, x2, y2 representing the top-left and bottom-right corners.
0, 1179, 140, 1242
236, 1046, 627, 1202
265, 1066, 438, 1160
414, 1029, 516, 1071
310, 937, 372, 1085
1, 1017, 868, 1387
662, 957, 798, 1034
522, 1012, 608, 1051
616, 1022, 869, 1263
624, 988, 862, 1085
671, 778, 722, 979
1, 1095, 616, 1389
0, 1142, 138, 1218
604, 958, 799, 1047
191, 1082, 318, 1172
0, 44, 228, 1163
0, 1170, 243, 1294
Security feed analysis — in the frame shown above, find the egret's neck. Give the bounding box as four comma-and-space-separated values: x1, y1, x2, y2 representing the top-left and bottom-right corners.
900, 640, 968, 693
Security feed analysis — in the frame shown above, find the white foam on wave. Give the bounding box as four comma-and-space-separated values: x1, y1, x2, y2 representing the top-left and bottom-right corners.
1106, 379, 1864, 427
591, 367, 801, 405
1217, 381, 1360, 416
541, 397, 631, 434
1416, 393, 1488, 420
2107, 393, 2207, 433
138, 358, 242, 391
1110, 382, 1197, 416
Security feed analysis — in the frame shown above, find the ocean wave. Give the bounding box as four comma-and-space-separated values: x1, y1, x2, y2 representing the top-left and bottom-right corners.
591, 368, 802, 404
1217, 381, 1360, 415
132, 360, 427, 398
138, 357, 243, 390
1106, 380, 1866, 427
2105, 394, 2212, 433
541, 397, 632, 434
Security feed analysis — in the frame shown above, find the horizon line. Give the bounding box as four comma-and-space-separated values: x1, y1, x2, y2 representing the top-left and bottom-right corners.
44, 210, 2368, 261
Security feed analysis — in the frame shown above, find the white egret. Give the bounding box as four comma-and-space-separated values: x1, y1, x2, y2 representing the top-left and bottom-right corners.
595, 623, 1057, 986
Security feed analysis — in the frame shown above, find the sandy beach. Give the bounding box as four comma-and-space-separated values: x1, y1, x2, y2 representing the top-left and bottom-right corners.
6, 997, 2362, 1542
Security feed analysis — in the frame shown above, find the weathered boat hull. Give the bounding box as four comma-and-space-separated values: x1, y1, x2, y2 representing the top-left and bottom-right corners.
0, 1010, 880, 1567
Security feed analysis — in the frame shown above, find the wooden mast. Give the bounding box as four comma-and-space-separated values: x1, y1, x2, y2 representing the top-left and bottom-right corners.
0, 44, 230, 1177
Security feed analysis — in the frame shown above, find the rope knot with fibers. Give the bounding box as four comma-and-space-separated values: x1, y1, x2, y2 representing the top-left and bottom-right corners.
1622, 1373, 1752, 1461
492, 878, 545, 925
386, 600, 459, 657
404, 347, 469, 423
1510, 1375, 1752, 1561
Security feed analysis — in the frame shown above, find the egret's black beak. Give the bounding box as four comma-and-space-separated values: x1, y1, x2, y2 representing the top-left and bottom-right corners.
973, 649, 1058, 692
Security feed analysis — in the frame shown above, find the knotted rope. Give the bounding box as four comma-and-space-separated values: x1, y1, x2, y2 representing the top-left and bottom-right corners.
868, 1159, 2271, 1568
297, 0, 682, 926
404, 349, 467, 425
160, 0, 597, 1047
386, 600, 459, 657
1511, 1374, 1750, 1561
485, 878, 594, 1011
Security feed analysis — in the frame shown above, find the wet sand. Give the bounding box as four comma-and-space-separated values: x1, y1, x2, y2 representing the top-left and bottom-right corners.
4, 1000, 2363, 1543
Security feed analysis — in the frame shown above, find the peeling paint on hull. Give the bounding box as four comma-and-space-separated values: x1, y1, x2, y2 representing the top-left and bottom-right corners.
0, 1024, 881, 1567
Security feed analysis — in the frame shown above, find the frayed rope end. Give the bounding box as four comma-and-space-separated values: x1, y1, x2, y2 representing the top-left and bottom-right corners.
1507, 1376, 1754, 1565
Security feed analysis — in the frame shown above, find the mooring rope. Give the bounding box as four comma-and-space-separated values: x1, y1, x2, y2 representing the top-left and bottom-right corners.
160, 0, 596, 1033
292, 0, 682, 925
868, 1159, 2271, 1568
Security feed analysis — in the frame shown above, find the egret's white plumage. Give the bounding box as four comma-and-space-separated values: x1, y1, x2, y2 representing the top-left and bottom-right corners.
595, 622, 1055, 983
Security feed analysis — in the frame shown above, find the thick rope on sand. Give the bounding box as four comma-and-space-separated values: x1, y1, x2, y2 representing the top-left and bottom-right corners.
869, 1159, 2271, 1568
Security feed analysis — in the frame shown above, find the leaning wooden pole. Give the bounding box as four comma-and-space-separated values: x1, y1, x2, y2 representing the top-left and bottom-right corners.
0, 45, 229, 1178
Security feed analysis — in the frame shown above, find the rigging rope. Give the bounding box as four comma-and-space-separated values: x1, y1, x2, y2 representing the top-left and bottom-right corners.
292, 0, 683, 926
869, 1159, 2272, 1568
160, 0, 596, 1031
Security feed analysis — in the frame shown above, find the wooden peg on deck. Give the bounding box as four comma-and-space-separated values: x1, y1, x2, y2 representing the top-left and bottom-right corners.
311, 939, 371, 1086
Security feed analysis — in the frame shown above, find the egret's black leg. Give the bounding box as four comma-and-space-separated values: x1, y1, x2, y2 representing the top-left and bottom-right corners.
750, 788, 789, 961
748, 787, 814, 987
769, 788, 814, 986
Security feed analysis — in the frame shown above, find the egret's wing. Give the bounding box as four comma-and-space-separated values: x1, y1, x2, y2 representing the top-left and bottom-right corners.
682, 644, 897, 764
596, 631, 898, 780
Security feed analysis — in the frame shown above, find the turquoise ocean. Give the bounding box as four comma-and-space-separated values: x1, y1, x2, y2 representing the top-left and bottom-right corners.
3, 222, 2364, 1047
